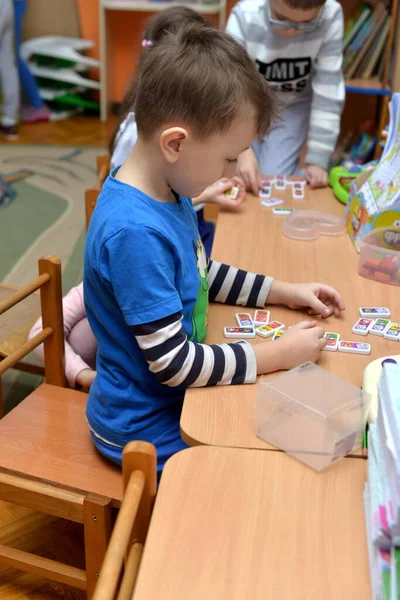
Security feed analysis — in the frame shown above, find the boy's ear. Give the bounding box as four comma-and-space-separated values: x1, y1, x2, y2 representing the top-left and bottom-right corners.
160, 127, 189, 163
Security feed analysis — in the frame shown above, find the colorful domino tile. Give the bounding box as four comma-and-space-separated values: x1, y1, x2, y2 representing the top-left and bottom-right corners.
224, 186, 239, 199
369, 319, 391, 336
383, 323, 400, 341
253, 310, 270, 327
324, 332, 340, 352
255, 321, 285, 338
338, 341, 371, 355
224, 327, 255, 339
352, 318, 373, 336
236, 312, 253, 328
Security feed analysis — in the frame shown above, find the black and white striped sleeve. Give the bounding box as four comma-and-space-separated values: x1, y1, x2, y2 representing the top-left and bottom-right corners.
133, 312, 257, 388
208, 260, 274, 307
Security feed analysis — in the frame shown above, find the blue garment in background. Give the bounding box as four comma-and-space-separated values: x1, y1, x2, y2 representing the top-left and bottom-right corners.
13, 0, 44, 108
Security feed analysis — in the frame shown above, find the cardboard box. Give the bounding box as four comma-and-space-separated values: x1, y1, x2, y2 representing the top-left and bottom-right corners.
345, 169, 400, 252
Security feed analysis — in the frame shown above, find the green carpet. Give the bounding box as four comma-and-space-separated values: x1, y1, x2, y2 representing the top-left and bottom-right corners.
0, 144, 103, 413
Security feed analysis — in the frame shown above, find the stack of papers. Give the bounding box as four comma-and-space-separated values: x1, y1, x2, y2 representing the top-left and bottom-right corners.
362, 93, 400, 216
365, 362, 400, 599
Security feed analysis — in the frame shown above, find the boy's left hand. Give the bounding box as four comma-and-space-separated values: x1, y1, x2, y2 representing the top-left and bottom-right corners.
269, 281, 345, 318
198, 177, 246, 211
306, 165, 328, 189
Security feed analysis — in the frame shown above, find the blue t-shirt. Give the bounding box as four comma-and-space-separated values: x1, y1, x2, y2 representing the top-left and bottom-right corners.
83, 171, 209, 467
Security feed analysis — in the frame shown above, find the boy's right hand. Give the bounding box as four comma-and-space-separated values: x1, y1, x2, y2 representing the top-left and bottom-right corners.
237, 147, 260, 196
254, 321, 326, 374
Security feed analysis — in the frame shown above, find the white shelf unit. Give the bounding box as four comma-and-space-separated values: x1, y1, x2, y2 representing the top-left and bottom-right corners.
99, 0, 227, 121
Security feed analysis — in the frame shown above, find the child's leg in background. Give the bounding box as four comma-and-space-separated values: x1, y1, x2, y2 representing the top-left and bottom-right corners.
13, 0, 49, 118
0, 0, 19, 127
252, 99, 311, 176
68, 317, 97, 369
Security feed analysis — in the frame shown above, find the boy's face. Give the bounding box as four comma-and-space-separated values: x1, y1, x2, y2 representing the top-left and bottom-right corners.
162, 114, 257, 199
269, 0, 322, 38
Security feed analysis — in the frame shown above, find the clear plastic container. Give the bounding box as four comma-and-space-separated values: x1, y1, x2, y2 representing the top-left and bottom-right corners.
256, 362, 371, 471
282, 209, 346, 241
358, 226, 400, 286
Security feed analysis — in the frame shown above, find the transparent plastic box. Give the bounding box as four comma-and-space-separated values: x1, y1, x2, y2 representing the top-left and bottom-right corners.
282, 210, 346, 241
358, 226, 400, 286
256, 362, 371, 471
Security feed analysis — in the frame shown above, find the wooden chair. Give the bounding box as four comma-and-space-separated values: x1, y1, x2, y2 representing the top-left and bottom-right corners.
0, 256, 157, 597
93, 443, 157, 600
96, 153, 110, 189
85, 187, 100, 231
0, 284, 44, 413
85, 152, 110, 231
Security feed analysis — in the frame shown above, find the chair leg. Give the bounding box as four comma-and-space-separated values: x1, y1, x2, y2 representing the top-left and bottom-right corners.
84, 494, 113, 599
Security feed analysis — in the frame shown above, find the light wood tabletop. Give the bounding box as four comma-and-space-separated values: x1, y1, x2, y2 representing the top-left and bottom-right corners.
181, 184, 400, 450
133, 446, 370, 600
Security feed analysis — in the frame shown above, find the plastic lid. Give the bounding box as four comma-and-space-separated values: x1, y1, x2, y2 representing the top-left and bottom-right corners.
382, 358, 398, 366
282, 210, 346, 241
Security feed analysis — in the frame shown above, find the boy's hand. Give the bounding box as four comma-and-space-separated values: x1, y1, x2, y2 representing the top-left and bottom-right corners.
237, 147, 260, 196
196, 177, 246, 211
254, 321, 326, 373
75, 368, 96, 390
268, 281, 345, 318
306, 165, 328, 189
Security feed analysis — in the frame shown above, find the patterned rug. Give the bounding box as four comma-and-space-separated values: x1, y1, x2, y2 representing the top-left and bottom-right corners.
0, 144, 103, 412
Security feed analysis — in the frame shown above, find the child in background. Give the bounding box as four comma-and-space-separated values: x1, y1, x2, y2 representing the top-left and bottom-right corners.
84, 23, 345, 475
110, 7, 246, 256
13, 0, 51, 122
28, 283, 97, 390
226, 0, 345, 193
0, 0, 19, 140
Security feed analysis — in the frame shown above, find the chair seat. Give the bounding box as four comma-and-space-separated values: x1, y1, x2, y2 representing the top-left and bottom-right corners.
0, 383, 123, 502
0, 284, 40, 358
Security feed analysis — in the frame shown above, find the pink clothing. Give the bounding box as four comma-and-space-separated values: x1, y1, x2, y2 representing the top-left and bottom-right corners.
28, 282, 97, 387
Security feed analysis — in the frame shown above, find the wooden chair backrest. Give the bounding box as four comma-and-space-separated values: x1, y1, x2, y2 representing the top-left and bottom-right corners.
85, 153, 111, 231
85, 187, 100, 231
96, 153, 111, 188
93, 441, 157, 600
0, 256, 66, 387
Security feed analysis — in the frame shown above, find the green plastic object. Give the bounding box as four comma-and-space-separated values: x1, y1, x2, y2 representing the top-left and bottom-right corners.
329, 166, 360, 206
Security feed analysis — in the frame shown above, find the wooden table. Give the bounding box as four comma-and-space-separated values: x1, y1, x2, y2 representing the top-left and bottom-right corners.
181, 185, 400, 450
133, 446, 370, 600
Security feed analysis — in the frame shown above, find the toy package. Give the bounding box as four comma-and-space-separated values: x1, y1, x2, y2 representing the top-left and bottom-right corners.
346, 94, 400, 251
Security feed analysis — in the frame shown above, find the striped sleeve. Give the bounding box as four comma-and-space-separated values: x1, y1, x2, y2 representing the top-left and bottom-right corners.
133, 312, 257, 388
306, 5, 345, 169
208, 260, 274, 307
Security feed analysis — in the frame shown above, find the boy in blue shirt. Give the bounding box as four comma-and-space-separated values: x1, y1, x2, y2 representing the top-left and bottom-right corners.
84, 23, 345, 475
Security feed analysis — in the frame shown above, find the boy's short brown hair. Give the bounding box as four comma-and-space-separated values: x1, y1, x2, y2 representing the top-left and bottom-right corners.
284, 0, 325, 7
135, 23, 277, 140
